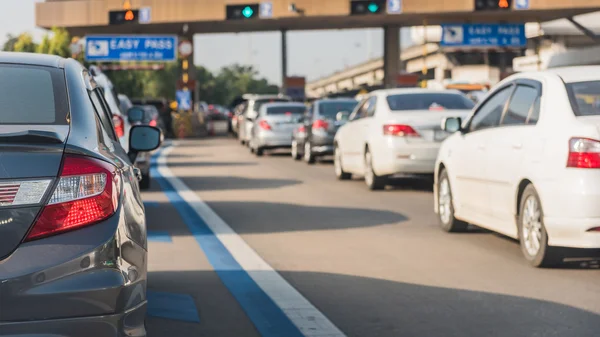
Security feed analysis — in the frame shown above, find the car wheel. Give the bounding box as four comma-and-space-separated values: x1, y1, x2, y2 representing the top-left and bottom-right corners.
250, 145, 255, 154
291, 140, 301, 160
364, 148, 386, 190
139, 173, 151, 190
437, 169, 468, 232
304, 141, 315, 164
255, 147, 264, 157
518, 185, 562, 268
240, 139, 246, 145
334, 146, 351, 180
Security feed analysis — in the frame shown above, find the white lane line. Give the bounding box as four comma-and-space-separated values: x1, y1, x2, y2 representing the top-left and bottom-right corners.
157, 144, 346, 337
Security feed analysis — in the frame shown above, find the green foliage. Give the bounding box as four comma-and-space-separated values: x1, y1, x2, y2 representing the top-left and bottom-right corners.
36, 34, 51, 54
13, 33, 37, 53
2, 34, 18, 51
47, 28, 71, 58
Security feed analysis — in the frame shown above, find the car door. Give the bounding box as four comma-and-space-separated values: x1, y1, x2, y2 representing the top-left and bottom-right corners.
452, 84, 514, 222
486, 80, 542, 235
339, 98, 370, 173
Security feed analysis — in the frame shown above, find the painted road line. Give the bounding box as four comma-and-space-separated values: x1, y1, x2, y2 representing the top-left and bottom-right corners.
147, 230, 173, 243
153, 145, 346, 337
147, 290, 200, 323
144, 201, 160, 208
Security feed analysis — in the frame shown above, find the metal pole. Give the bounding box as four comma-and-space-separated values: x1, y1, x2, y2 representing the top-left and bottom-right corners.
281, 29, 288, 95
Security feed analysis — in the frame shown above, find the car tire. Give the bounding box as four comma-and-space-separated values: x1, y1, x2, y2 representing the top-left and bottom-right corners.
304, 141, 315, 164
364, 148, 386, 191
139, 173, 151, 190
437, 169, 468, 232
334, 146, 351, 180
250, 145, 255, 154
291, 140, 301, 160
255, 147, 264, 157
240, 139, 246, 145
518, 184, 562, 268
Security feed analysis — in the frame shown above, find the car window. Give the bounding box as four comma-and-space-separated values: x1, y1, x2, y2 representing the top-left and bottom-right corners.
501, 85, 539, 126
319, 101, 359, 119
254, 98, 291, 112
527, 97, 540, 124
265, 106, 306, 115
469, 86, 513, 132
350, 98, 369, 121
0, 65, 68, 125
366, 97, 377, 117
386, 93, 475, 111
90, 90, 118, 141
566, 81, 600, 116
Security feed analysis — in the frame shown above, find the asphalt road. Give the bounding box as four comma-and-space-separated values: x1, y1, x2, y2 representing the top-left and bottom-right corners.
143, 136, 600, 337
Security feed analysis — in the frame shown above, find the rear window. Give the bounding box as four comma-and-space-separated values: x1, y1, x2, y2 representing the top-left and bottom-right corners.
266, 106, 306, 115
254, 98, 290, 112
386, 93, 475, 111
0, 65, 68, 125
319, 101, 358, 118
566, 81, 600, 116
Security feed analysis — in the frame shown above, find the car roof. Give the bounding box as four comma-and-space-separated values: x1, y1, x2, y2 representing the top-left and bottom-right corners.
370, 88, 464, 96
316, 98, 357, 103
0, 52, 65, 68
261, 102, 306, 109
546, 66, 600, 83
249, 94, 291, 101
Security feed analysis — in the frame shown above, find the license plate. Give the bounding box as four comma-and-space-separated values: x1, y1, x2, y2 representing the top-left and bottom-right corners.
434, 130, 450, 141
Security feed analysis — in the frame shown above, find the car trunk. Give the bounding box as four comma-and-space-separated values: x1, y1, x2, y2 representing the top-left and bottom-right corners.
0, 126, 68, 260
265, 114, 303, 135
389, 109, 472, 143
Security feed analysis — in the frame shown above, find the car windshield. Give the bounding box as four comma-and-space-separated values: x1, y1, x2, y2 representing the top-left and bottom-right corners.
566, 81, 600, 116
386, 93, 475, 111
319, 101, 358, 118
266, 106, 306, 115
254, 98, 290, 112
0, 65, 68, 125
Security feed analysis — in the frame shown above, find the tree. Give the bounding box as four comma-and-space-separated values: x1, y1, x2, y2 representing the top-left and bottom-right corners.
2, 34, 18, 51
37, 34, 51, 54
13, 33, 37, 53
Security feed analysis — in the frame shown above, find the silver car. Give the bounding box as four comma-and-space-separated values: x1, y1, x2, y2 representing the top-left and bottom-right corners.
249, 102, 307, 156
238, 94, 292, 146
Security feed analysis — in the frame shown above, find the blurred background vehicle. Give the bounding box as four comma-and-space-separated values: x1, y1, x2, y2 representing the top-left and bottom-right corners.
334, 88, 474, 190
238, 94, 292, 146
435, 66, 600, 268
231, 102, 247, 136
292, 98, 359, 163
205, 104, 230, 136
131, 97, 173, 138
248, 102, 307, 156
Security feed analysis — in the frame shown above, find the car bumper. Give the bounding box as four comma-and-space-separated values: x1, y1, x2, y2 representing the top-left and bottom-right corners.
373, 142, 440, 176
545, 217, 600, 249
256, 134, 293, 148
310, 134, 335, 155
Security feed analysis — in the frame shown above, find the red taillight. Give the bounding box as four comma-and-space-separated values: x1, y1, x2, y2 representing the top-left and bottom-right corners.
587, 227, 600, 232
25, 155, 120, 241
228, 112, 233, 118
149, 119, 157, 127
112, 114, 125, 138
567, 138, 600, 169
383, 124, 420, 137
298, 125, 306, 133
259, 120, 272, 130
312, 119, 329, 130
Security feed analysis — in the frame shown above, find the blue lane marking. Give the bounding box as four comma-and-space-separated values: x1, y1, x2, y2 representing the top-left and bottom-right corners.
151, 147, 305, 337
144, 201, 160, 208
147, 230, 173, 243
147, 290, 200, 323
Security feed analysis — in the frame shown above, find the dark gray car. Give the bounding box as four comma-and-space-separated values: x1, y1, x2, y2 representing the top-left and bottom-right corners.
0, 52, 161, 336
291, 98, 358, 163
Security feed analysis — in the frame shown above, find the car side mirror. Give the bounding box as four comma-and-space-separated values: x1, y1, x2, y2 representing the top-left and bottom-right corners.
127, 107, 145, 124
442, 117, 462, 133
336, 111, 350, 122
128, 125, 162, 162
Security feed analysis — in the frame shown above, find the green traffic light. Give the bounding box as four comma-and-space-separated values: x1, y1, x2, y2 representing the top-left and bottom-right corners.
368, 3, 379, 12
242, 6, 254, 18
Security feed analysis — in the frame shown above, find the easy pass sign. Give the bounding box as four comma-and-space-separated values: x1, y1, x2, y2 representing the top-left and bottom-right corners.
85, 35, 177, 62
440, 24, 526, 49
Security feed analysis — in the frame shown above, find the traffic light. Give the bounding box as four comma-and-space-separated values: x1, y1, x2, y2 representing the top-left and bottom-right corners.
109, 9, 140, 25
350, 0, 385, 15
474, 0, 512, 11
226, 4, 260, 20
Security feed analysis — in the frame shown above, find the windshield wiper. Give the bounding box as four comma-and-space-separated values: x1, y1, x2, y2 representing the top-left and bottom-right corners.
0, 130, 63, 144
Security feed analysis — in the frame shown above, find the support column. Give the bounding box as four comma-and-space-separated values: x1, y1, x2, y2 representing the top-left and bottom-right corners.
383, 25, 400, 89
281, 30, 288, 95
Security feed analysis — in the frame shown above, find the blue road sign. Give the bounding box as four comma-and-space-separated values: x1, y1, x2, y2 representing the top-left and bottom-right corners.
515, 0, 529, 10
260, 2, 273, 18
139, 7, 152, 24
176, 90, 192, 111
387, 0, 402, 13
440, 24, 526, 48
85, 35, 177, 62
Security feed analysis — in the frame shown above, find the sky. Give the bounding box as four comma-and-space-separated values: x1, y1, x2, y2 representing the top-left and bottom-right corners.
1, 0, 412, 85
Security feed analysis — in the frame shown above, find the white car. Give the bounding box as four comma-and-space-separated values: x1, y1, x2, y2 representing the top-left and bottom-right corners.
334, 88, 474, 190
434, 66, 600, 267
238, 94, 292, 146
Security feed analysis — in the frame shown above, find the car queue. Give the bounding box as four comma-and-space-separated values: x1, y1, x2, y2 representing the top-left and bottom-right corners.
232, 67, 600, 268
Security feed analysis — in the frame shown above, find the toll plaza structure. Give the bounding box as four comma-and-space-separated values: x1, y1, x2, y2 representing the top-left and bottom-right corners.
36, 0, 600, 100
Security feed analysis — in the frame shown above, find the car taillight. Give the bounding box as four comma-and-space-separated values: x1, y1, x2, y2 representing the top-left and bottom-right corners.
298, 125, 306, 133
567, 138, 600, 169
149, 119, 157, 127
259, 120, 272, 130
112, 114, 125, 138
25, 155, 120, 241
312, 119, 329, 130
383, 124, 420, 137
